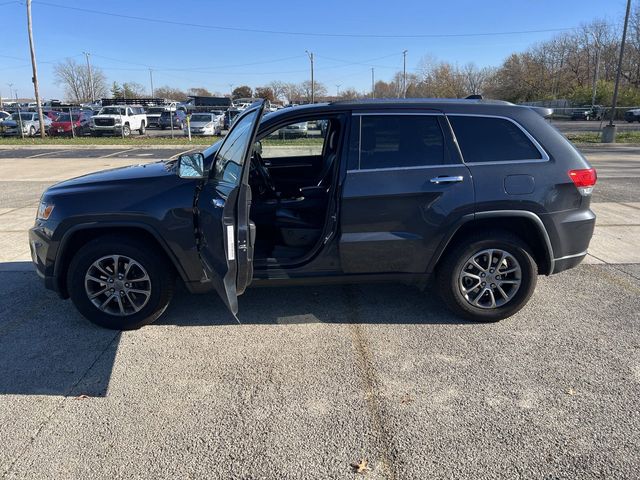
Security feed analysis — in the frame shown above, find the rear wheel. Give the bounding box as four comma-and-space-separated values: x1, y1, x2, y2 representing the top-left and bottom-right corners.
67, 236, 174, 330
437, 231, 537, 322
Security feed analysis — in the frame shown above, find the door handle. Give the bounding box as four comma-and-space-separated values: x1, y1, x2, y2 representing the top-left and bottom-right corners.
212, 198, 225, 208
430, 175, 464, 184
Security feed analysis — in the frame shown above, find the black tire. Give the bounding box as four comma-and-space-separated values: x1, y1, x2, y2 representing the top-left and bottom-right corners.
436, 230, 537, 322
160, 125, 166, 130
67, 235, 174, 330
138, 121, 145, 135
122, 124, 131, 137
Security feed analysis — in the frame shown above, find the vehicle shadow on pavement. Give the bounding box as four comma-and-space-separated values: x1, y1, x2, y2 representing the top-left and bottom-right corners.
0, 265, 120, 397
0, 264, 464, 397
159, 282, 468, 327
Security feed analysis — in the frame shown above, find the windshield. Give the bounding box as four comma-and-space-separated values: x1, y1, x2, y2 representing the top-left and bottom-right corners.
11, 113, 34, 121
55, 114, 79, 122
191, 114, 212, 122
100, 107, 125, 115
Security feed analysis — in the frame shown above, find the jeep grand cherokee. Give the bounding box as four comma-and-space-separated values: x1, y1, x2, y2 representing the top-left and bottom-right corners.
29, 99, 597, 330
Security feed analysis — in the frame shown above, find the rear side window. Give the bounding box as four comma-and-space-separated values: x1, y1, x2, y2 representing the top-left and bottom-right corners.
348, 114, 445, 170
449, 116, 542, 163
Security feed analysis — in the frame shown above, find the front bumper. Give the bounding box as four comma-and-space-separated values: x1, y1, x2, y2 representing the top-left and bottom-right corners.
29, 225, 64, 295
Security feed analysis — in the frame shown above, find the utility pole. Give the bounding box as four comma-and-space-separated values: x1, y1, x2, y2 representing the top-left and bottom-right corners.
402, 50, 408, 98
83, 51, 95, 103
26, 0, 45, 138
371, 67, 375, 98
603, 0, 632, 142
149, 68, 155, 98
306, 50, 314, 103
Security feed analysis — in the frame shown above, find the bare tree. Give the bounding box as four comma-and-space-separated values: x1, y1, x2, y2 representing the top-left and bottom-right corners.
268, 80, 288, 101
188, 87, 212, 97
154, 86, 188, 101
300, 80, 327, 102
53, 58, 107, 103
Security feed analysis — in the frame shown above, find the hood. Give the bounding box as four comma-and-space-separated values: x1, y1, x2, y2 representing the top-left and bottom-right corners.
48, 160, 177, 192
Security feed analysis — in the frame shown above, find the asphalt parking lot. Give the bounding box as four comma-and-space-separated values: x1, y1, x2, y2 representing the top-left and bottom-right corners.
0, 144, 639, 478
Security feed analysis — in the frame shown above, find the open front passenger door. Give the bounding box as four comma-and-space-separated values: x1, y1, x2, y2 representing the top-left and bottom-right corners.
195, 101, 265, 317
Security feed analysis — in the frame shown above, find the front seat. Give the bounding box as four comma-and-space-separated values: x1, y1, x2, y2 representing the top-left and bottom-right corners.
272, 127, 339, 245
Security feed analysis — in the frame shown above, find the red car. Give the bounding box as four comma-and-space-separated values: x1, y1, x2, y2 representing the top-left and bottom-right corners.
45, 110, 62, 121
48, 111, 91, 136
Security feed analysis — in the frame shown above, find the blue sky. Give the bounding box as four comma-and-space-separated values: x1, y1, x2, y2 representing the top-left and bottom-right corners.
0, 0, 628, 100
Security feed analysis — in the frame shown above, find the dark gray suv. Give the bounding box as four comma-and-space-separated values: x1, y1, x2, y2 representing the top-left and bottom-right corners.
30, 99, 597, 329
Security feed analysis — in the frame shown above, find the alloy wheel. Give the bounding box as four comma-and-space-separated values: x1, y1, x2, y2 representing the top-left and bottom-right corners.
458, 248, 522, 309
84, 255, 151, 316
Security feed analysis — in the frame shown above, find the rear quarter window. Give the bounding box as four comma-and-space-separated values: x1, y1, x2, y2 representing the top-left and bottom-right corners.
449, 115, 542, 163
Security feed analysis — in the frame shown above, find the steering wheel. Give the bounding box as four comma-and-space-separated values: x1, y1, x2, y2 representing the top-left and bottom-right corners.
251, 151, 277, 197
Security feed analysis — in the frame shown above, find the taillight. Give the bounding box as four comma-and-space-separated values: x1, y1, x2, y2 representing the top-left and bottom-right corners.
568, 168, 597, 196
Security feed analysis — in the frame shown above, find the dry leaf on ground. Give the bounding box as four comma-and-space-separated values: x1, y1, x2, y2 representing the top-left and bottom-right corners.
350, 458, 370, 474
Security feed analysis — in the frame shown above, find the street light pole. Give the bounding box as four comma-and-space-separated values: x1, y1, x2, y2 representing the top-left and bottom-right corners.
335, 84, 341, 97
306, 50, 314, 103
26, 0, 45, 138
603, 0, 632, 142
83, 51, 95, 102
371, 67, 375, 98
149, 68, 155, 98
402, 50, 408, 98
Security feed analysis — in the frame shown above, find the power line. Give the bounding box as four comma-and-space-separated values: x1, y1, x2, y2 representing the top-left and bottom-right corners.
34, 1, 579, 39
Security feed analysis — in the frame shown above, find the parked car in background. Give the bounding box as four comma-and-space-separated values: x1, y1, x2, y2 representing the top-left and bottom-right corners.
272, 121, 308, 138
0, 112, 51, 136
48, 111, 92, 136
145, 106, 172, 127
224, 108, 241, 129
624, 108, 640, 122
90, 105, 147, 136
185, 112, 223, 136
0, 110, 10, 123
44, 110, 62, 121
570, 105, 604, 121
158, 110, 187, 129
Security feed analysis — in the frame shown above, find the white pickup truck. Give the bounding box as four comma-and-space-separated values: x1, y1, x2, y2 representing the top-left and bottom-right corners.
90, 105, 147, 136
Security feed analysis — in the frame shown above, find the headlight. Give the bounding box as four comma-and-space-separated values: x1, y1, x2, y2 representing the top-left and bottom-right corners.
37, 200, 54, 220
114, 119, 122, 126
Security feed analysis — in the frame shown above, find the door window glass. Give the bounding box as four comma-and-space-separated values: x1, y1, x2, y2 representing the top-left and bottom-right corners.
352, 115, 445, 170
213, 110, 258, 185
262, 119, 327, 158
448, 116, 542, 163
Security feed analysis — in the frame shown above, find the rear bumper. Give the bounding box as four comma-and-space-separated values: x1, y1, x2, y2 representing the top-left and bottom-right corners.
542, 208, 596, 274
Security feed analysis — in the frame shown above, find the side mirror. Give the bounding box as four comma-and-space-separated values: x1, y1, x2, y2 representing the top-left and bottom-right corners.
254, 140, 263, 155
178, 152, 205, 179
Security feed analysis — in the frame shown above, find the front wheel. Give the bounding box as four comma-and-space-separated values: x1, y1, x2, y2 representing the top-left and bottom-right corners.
67, 236, 174, 330
437, 231, 537, 322
122, 124, 131, 137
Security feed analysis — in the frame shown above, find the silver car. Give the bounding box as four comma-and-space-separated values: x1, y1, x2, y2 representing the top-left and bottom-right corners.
0, 112, 52, 136
184, 113, 223, 136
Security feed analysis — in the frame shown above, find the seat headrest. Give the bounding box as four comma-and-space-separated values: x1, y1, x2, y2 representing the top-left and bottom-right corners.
328, 130, 337, 150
